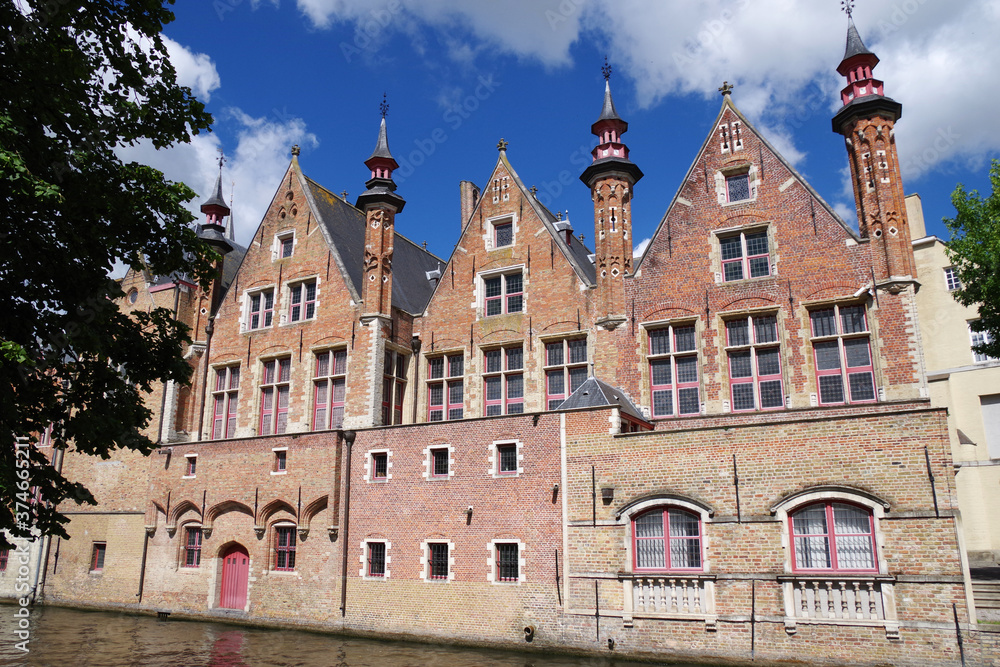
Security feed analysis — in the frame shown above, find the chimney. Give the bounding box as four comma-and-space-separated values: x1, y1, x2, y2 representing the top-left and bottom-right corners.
460, 181, 480, 233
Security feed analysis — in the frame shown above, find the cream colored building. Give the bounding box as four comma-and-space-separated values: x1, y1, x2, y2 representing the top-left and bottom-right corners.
910, 193, 1000, 566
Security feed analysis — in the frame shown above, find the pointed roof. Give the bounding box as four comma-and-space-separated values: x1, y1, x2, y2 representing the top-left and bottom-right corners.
557, 376, 646, 423
598, 80, 622, 123
201, 171, 229, 211
843, 19, 874, 61
367, 117, 394, 162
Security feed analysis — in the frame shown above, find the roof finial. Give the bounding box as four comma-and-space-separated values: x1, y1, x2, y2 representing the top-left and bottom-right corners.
379, 92, 389, 119
216, 149, 226, 171
291, 144, 301, 157
601, 56, 612, 82
841, 0, 855, 18
497, 138, 509, 152
340, 190, 348, 200
719, 81, 734, 96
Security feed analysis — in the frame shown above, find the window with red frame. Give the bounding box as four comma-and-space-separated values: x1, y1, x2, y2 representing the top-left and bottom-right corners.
632, 508, 702, 571
274, 526, 296, 571
725, 315, 783, 412
0, 548, 8, 571
545, 339, 588, 410
248, 289, 274, 330
279, 234, 294, 258
185, 456, 197, 476
484, 272, 523, 316
810, 305, 876, 405
493, 221, 513, 248
725, 173, 752, 203
427, 354, 463, 421
289, 280, 317, 322
371, 452, 388, 480
91, 542, 106, 572
648, 325, 700, 418
381, 350, 407, 425
212, 366, 240, 440
367, 542, 386, 577
484, 346, 524, 416
260, 358, 291, 436
720, 230, 769, 281
790, 502, 876, 572
430, 447, 449, 477
428, 542, 449, 580
183, 527, 202, 567
313, 349, 347, 430
495, 543, 519, 582
274, 450, 287, 472
496, 443, 517, 475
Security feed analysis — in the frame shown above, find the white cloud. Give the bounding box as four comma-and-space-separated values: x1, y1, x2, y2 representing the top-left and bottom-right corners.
290, 0, 999, 183
163, 36, 221, 102
633, 237, 651, 258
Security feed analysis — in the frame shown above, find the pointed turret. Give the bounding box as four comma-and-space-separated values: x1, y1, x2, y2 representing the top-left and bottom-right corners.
580, 61, 643, 331
832, 9, 914, 280
198, 161, 233, 255
356, 104, 405, 213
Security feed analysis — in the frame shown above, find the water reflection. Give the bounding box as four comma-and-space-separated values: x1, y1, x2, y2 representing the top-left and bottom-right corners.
0, 605, 717, 667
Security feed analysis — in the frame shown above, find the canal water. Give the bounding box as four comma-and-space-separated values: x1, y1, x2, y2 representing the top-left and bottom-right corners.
0, 605, 721, 667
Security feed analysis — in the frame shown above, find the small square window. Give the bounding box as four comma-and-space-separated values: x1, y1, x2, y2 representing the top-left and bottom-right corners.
496, 543, 519, 583
278, 234, 294, 259
431, 448, 449, 478
274, 450, 287, 472
185, 456, 197, 477
944, 267, 961, 291
91, 542, 106, 572
494, 222, 513, 248
367, 542, 386, 577
428, 543, 449, 580
497, 444, 517, 475
726, 174, 751, 202
372, 453, 388, 480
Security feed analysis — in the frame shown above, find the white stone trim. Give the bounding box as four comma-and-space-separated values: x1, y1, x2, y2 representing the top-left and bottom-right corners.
487, 438, 523, 478
419, 539, 456, 582
363, 448, 393, 483
618, 498, 713, 575
483, 213, 518, 250
182, 453, 198, 479
422, 444, 455, 481
272, 230, 296, 261
359, 539, 391, 579
486, 538, 524, 584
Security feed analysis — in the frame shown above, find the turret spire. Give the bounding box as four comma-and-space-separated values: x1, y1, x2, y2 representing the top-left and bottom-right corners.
197, 150, 233, 254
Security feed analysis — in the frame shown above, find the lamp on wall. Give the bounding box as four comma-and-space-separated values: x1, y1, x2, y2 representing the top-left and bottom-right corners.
601, 487, 615, 505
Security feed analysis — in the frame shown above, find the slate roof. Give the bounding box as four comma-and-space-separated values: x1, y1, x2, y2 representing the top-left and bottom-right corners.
843, 19, 874, 61
597, 80, 623, 123
557, 376, 646, 423
201, 172, 229, 211
367, 117, 394, 161
304, 177, 442, 316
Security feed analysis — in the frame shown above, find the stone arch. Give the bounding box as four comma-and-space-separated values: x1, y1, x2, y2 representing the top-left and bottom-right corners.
300, 495, 328, 536
257, 498, 297, 528
167, 499, 201, 537
203, 500, 254, 537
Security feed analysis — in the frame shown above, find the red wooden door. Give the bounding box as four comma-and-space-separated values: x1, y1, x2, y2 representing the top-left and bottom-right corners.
219, 544, 249, 610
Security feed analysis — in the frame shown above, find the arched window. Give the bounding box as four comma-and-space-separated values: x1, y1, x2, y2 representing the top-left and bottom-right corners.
790, 501, 876, 572
633, 507, 702, 571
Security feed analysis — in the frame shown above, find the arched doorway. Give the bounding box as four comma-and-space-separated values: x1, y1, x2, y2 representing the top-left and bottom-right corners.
219, 544, 249, 610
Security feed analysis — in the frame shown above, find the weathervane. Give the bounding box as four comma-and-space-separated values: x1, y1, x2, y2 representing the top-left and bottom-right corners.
380, 92, 389, 119
719, 81, 734, 96
217, 149, 226, 171
841, 0, 854, 18
602, 56, 612, 82
497, 138, 509, 152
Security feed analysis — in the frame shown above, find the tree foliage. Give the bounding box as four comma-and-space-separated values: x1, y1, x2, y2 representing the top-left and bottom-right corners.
945, 159, 1000, 360
0, 1, 217, 541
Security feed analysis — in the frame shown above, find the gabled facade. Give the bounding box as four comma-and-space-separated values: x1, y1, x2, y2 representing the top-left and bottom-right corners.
24, 17, 995, 667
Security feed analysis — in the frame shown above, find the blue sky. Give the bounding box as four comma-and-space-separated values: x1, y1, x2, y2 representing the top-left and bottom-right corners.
131, 0, 998, 261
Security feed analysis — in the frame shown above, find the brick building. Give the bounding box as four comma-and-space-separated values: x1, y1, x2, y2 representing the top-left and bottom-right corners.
15, 17, 996, 666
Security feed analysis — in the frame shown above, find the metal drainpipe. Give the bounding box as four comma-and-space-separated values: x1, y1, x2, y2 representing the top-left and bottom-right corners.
155, 285, 182, 444
31, 446, 64, 604
410, 337, 421, 424
136, 528, 150, 604
196, 320, 214, 442
339, 430, 356, 617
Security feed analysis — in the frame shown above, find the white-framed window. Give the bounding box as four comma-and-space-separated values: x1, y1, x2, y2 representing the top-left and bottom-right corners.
274, 231, 294, 260
970, 321, 997, 363
360, 539, 390, 579
487, 539, 524, 584
287, 279, 318, 323
260, 357, 291, 435
211, 365, 240, 440
719, 229, 770, 282
420, 540, 455, 582
272, 447, 288, 475
427, 353, 463, 421
490, 216, 514, 249
487, 439, 523, 478
245, 288, 275, 331
313, 349, 347, 430
483, 345, 524, 416
810, 305, 876, 404
544, 338, 588, 410
364, 448, 392, 483
183, 454, 198, 479
715, 167, 758, 206
182, 524, 202, 568
481, 270, 523, 316
422, 444, 455, 481
273, 522, 297, 572
382, 349, 408, 426
646, 323, 700, 418
944, 267, 961, 291
724, 314, 784, 412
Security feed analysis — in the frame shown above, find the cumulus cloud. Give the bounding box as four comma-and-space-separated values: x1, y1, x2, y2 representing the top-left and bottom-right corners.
163, 36, 221, 102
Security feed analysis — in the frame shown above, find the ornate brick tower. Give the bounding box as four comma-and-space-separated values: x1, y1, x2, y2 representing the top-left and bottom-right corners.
197, 155, 234, 313
832, 10, 915, 282
581, 62, 643, 330
356, 98, 405, 322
